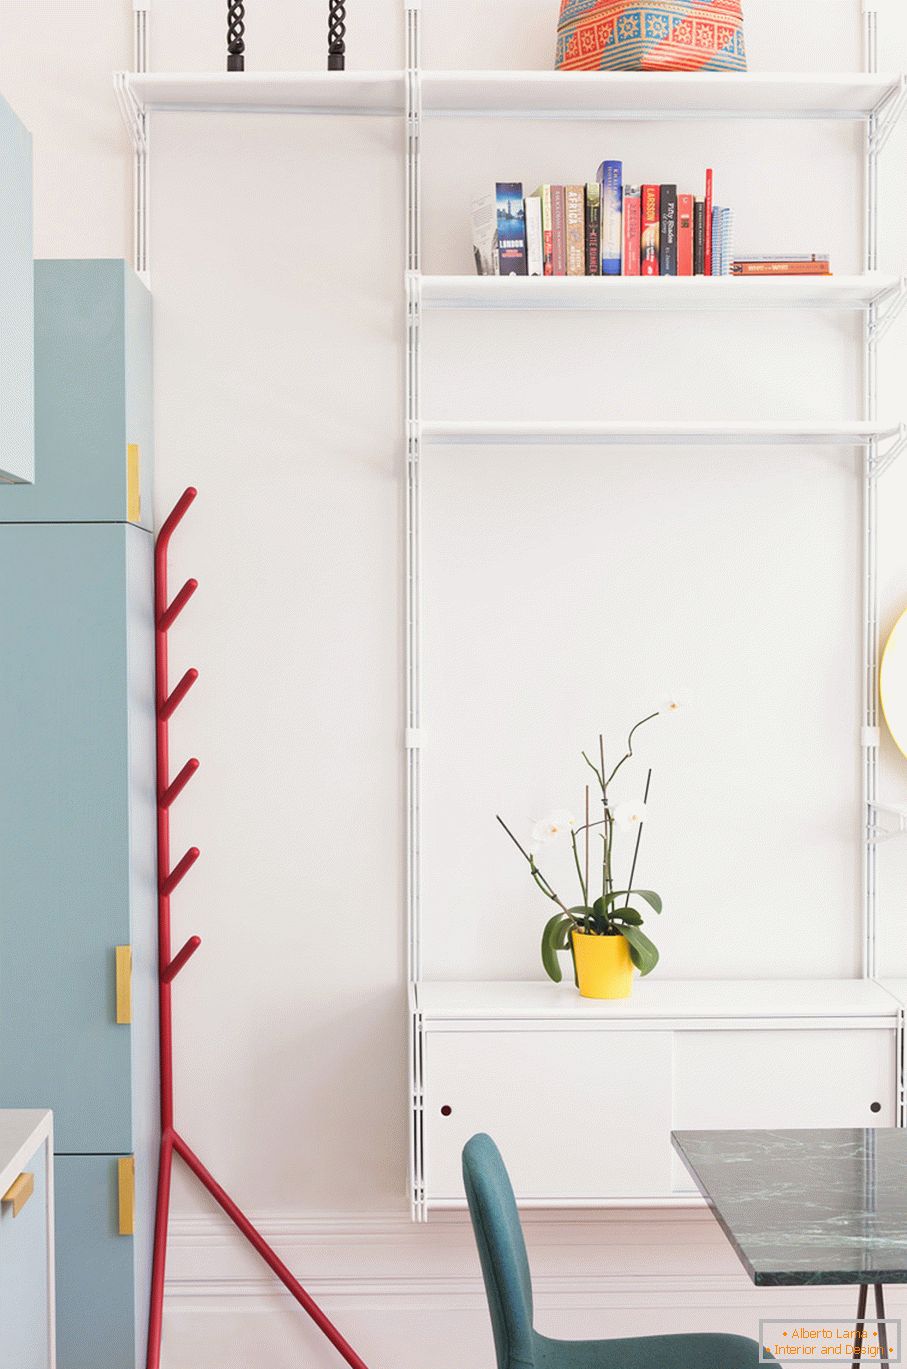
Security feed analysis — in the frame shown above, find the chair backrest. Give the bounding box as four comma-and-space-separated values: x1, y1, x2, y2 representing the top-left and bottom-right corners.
462, 1134, 536, 1369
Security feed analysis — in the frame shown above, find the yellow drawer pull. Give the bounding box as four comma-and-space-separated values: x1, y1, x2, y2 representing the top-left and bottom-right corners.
127, 443, 141, 523
115, 945, 132, 1024
118, 1156, 135, 1236
2, 1172, 34, 1217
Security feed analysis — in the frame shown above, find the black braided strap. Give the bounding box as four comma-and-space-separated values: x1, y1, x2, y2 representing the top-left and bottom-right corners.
227, 0, 245, 71
328, 0, 346, 70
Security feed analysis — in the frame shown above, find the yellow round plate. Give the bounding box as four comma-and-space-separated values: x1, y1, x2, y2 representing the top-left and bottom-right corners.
881, 607, 907, 760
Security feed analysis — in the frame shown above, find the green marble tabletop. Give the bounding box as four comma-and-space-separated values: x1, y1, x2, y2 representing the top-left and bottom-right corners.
672, 1129, 907, 1286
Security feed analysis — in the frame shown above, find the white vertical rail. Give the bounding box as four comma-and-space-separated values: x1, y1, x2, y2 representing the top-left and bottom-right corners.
863, 6, 881, 980
405, 0, 425, 1219
133, 3, 150, 279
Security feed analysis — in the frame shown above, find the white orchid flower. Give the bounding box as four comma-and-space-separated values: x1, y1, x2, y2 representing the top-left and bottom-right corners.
660, 698, 681, 716
613, 800, 648, 832
531, 810, 577, 849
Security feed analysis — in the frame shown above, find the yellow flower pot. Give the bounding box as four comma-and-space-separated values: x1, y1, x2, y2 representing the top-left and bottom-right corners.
571, 929, 634, 1000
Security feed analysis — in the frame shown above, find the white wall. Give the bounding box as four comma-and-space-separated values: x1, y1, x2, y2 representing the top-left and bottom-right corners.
2, 2, 907, 1367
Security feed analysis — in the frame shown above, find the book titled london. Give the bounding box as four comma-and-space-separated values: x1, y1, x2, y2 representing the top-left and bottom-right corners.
495, 182, 527, 276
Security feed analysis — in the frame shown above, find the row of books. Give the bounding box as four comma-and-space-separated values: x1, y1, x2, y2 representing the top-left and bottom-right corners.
473, 165, 733, 278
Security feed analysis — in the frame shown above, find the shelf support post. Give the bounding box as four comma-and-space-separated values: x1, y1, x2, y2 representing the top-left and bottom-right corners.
404, 0, 425, 1223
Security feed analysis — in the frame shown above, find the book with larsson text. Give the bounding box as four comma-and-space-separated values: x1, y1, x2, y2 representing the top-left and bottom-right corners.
641, 184, 660, 276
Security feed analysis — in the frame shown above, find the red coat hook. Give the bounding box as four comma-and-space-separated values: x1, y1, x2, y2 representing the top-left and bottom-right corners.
146, 488, 370, 1369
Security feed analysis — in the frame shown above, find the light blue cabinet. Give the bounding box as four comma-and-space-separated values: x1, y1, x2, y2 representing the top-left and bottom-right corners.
0, 524, 153, 1155
0, 262, 156, 1368
4, 260, 151, 523
0, 1116, 52, 1369
54, 1156, 137, 1369
0, 92, 34, 483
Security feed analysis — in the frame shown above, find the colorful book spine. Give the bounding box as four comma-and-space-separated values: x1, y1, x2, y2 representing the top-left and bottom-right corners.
495, 182, 527, 276
711, 205, 722, 276
704, 168, 714, 276
551, 185, 567, 276
720, 208, 733, 277
525, 195, 543, 277
640, 184, 660, 277
732, 260, 832, 275
597, 160, 623, 276
659, 184, 677, 276
529, 185, 554, 276
622, 187, 641, 277
693, 198, 706, 276
585, 183, 601, 276
677, 194, 694, 277
565, 185, 586, 276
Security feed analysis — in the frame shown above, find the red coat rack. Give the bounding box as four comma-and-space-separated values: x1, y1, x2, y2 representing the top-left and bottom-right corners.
147, 487, 370, 1369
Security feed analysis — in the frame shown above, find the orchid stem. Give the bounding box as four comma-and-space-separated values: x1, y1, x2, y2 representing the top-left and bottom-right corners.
624, 769, 653, 908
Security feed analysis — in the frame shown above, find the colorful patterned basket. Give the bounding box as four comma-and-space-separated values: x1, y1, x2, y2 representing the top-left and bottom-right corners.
556, 1, 747, 73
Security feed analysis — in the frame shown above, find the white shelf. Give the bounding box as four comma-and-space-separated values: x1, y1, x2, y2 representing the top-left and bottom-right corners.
119, 69, 905, 122
422, 419, 900, 447
415, 978, 901, 1022
419, 273, 903, 312
121, 70, 403, 116
422, 70, 905, 121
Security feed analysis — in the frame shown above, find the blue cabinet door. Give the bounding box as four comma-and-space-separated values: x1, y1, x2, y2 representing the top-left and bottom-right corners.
0, 92, 33, 484
0, 1144, 50, 1368
0, 259, 151, 523
54, 1155, 136, 1369
0, 523, 155, 1153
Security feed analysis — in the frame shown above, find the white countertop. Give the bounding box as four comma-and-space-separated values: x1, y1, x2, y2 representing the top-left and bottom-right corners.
0, 1110, 52, 1196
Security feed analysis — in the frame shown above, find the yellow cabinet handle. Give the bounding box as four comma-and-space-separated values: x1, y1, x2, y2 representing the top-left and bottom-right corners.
118, 1156, 135, 1236
127, 443, 141, 523
115, 945, 132, 1025
2, 1172, 34, 1217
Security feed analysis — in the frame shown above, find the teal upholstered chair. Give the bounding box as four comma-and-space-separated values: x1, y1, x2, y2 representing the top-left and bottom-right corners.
462, 1133, 769, 1369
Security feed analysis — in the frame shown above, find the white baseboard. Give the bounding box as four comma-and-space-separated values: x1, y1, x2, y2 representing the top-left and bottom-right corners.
164, 1210, 907, 1314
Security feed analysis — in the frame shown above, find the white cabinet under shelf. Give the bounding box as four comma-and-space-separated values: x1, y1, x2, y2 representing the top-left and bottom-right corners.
412, 980, 901, 1214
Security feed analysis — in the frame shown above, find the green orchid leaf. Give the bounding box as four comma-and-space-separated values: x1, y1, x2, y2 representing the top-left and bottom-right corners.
619, 924, 660, 976
541, 914, 566, 982
556, 919, 575, 950
611, 889, 663, 915
612, 907, 644, 926
591, 896, 612, 921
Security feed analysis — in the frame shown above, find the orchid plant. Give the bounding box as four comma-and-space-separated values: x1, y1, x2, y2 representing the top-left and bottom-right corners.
497, 704, 678, 983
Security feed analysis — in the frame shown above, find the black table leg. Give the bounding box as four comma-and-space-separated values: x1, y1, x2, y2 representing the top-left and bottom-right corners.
853, 1284, 868, 1369
875, 1284, 889, 1369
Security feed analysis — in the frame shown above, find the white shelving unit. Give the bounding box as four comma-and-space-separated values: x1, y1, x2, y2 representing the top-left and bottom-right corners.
419, 272, 906, 311
120, 68, 907, 122
113, 4, 907, 1221
422, 419, 904, 446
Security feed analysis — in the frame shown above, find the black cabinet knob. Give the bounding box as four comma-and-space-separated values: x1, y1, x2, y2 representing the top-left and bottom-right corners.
440, 1105, 452, 1117
870, 1102, 882, 1114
